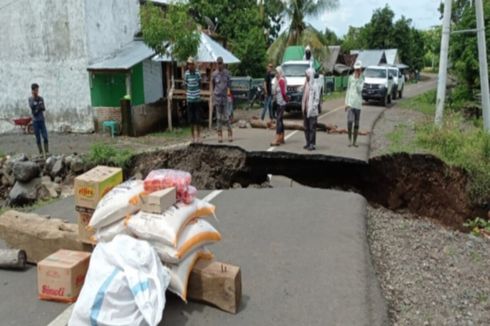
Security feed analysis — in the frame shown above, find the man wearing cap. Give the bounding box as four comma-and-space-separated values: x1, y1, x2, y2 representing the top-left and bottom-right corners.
212, 56, 232, 143
344, 61, 364, 147
184, 56, 202, 143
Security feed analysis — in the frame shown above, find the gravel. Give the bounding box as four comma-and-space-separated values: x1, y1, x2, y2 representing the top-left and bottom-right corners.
367, 206, 490, 325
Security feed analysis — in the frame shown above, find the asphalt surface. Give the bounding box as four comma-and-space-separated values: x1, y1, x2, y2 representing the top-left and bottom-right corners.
1, 188, 388, 326
204, 78, 437, 162
0, 78, 436, 325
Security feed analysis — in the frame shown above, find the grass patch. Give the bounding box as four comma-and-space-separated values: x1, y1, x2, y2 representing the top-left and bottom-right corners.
390, 90, 490, 203
84, 142, 133, 169
148, 127, 192, 140
398, 89, 436, 115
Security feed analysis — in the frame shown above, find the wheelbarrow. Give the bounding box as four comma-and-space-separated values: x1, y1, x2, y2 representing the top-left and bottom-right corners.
12, 117, 33, 134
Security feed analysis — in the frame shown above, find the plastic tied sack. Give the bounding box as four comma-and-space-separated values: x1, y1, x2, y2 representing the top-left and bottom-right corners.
89, 180, 145, 229
144, 169, 196, 203
126, 198, 216, 247
150, 218, 221, 264
68, 234, 171, 326
168, 247, 214, 302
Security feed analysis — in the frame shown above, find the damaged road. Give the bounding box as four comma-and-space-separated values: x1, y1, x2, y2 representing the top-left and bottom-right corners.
131, 144, 477, 229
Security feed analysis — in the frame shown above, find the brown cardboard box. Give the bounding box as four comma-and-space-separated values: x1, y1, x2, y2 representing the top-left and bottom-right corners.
37, 249, 91, 303
142, 187, 176, 214
74, 166, 123, 209
76, 206, 96, 245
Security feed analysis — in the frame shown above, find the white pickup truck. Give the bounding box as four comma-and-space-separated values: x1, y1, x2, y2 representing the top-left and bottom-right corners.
274, 60, 324, 113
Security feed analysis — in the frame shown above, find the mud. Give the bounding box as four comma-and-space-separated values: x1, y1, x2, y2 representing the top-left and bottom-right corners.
130, 144, 482, 230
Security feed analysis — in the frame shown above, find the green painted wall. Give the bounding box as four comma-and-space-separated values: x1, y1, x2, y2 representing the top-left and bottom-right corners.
131, 63, 145, 106
90, 63, 145, 107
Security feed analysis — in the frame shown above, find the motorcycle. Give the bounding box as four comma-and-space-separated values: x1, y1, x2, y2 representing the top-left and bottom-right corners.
248, 85, 265, 110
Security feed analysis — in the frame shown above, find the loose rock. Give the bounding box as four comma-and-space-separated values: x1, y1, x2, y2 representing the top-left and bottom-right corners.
50, 157, 65, 178
12, 161, 41, 182
8, 178, 42, 206
70, 156, 85, 174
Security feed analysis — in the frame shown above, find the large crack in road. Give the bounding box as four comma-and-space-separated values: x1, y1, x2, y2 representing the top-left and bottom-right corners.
130, 144, 482, 230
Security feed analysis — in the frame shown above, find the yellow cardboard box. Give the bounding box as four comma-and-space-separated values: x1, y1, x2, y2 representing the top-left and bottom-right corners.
37, 249, 91, 303
74, 166, 123, 209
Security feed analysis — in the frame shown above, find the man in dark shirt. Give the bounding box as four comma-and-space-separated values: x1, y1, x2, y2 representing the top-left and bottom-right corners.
28, 83, 49, 156
261, 63, 274, 121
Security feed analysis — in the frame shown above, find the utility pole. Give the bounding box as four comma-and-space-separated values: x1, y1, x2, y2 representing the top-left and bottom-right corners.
475, 0, 490, 132
435, 0, 452, 127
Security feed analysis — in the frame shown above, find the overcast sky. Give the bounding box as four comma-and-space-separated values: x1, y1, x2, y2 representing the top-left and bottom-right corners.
306, 0, 442, 37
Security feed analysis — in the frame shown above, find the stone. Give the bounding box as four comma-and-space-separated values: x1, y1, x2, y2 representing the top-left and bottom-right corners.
232, 183, 242, 189
0, 210, 91, 263
63, 155, 73, 167
54, 176, 62, 184
12, 161, 41, 182
1, 173, 14, 187
41, 176, 52, 183
40, 179, 61, 199
50, 157, 65, 178
45, 156, 56, 171
238, 120, 247, 128
70, 156, 85, 174
8, 178, 42, 206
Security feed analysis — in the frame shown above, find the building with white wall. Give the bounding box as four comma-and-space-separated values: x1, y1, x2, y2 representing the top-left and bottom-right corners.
0, 0, 162, 134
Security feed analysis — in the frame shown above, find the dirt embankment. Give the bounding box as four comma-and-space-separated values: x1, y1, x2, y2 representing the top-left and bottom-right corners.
129, 145, 483, 230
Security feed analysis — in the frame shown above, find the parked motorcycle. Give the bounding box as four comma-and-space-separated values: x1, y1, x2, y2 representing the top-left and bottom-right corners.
248, 85, 265, 110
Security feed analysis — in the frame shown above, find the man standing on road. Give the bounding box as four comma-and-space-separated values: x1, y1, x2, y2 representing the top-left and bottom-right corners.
344, 61, 364, 147
184, 57, 202, 143
212, 56, 232, 143
28, 83, 49, 156
261, 63, 274, 121
302, 68, 320, 151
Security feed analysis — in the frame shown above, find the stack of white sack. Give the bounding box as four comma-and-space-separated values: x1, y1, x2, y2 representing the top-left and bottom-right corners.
87, 169, 221, 302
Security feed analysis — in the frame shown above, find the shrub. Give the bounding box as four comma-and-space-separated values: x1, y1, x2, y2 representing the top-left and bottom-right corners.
84, 143, 133, 169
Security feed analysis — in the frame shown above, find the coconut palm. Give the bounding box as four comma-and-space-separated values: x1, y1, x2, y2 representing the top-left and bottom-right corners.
267, 0, 339, 65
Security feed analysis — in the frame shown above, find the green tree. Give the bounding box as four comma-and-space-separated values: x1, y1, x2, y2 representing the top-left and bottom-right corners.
267, 0, 339, 65
283, 0, 339, 44
188, 0, 267, 77
364, 5, 395, 49
323, 27, 339, 45
449, 0, 490, 102
140, 3, 199, 63
341, 26, 367, 52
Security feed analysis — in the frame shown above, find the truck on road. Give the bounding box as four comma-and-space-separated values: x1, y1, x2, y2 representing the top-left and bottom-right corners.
362, 65, 395, 107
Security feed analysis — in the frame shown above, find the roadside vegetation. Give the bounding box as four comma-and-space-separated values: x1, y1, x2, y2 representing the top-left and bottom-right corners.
84, 143, 133, 169
388, 90, 490, 203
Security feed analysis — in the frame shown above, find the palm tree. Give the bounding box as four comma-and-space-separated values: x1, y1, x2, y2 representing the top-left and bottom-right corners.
267, 0, 339, 65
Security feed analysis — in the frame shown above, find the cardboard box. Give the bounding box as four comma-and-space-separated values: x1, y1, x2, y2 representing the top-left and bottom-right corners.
76, 206, 96, 245
142, 187, 176, 214
37, 249, 91, 303
74, 166, 123, 209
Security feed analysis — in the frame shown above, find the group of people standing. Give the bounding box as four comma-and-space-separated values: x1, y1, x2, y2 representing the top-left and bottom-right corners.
185, 57, 364, 149
184, 56, 233, 144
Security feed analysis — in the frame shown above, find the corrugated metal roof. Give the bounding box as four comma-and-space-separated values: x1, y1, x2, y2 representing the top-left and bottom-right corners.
153, 33, 240, 64
352, 50, 386, 68
384, 49, 399, 65
88, 41, 155, 71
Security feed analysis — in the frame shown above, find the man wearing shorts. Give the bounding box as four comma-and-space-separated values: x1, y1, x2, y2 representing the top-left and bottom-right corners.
212, 56, 232, 143
344, 61, 364, 147
184, 57, 202, 143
